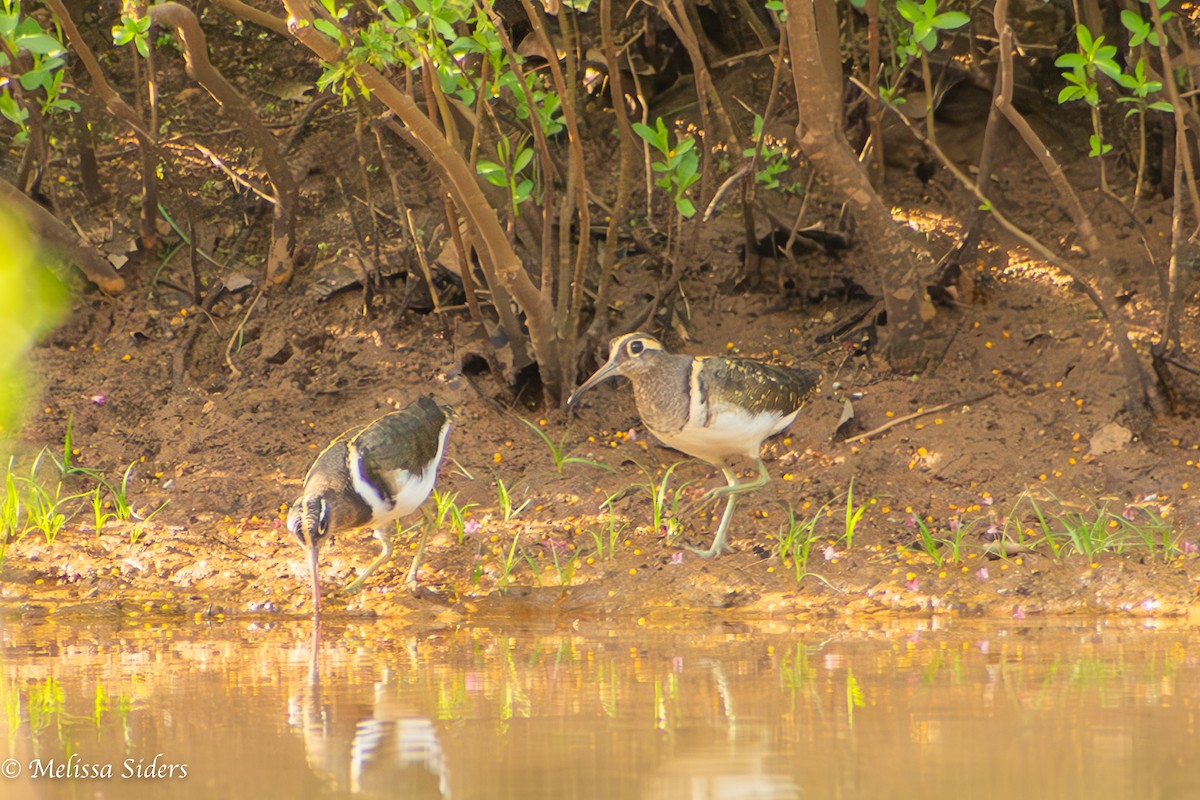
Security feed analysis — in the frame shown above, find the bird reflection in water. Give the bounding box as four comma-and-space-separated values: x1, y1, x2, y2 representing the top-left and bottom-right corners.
288, 625, 450, 798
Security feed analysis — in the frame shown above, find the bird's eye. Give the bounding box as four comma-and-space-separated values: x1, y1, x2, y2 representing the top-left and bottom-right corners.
628, 340, 644, 355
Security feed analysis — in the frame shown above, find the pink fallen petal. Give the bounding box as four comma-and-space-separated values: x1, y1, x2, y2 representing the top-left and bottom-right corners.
670, 552, 684, 565
905, 578, 920, 591
976, 566, 989, 580
823, 545, 838, 561
1183, 541, 1198, 555
1012, 606, 1026, 620
948, 517, 960, 532
90, 394, 107, 405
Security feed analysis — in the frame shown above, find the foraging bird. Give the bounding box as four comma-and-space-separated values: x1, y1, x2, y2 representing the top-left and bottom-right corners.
568, 333, 820, 558
287, 396, 453, 615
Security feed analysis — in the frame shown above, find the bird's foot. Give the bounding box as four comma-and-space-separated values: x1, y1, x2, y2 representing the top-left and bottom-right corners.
681, 540, 734, 559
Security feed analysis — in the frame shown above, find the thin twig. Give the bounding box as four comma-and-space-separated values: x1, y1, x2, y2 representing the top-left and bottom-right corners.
845, 392, 995, 444
225, 290, 263, 379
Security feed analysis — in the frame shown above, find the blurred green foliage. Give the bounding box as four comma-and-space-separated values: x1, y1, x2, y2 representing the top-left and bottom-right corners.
0, 209, 69, 448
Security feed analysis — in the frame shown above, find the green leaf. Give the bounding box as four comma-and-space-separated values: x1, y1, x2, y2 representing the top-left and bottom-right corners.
1057, 86, 1084, 104
675, 197, 697, 218
1055, 53, 1087, 69
514, 178, 534, 202
476, 159, 505, 181
896, 0, 921, 23
931, 11, 969, 30
313, 18, 344, 43
1076, 24, 1094, 52
1094, 59, 1122, 81
0, 10, 17, 39
1120, 9, 1146, 34
134, 36, 149, 58
512, 147, 534, 174
15, 32, 65, 57
1149, 100, 1174, 113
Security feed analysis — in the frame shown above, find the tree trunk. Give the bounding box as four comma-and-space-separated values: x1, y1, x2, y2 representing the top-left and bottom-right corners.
783, 0, 932, 370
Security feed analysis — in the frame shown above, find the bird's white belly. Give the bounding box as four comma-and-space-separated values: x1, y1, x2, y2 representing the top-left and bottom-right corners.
654, 405, 797, 464
350, 422, 451, 523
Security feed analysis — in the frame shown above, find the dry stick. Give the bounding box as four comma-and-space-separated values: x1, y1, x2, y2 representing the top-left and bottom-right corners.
224, 289, 263, 379
191, 141, 275, 202
581, 0, 639, 364
628, 46, 654, 221
518, 0, 592, 348
703, 167, 752, 221
1162, 115, 1188, 353
149, 2, 297, 285
0, 178, 125, 293
844, 392, 995, 444
207, 0, 291, 37
865, 0, 885, 183
951, 17, 1008, 266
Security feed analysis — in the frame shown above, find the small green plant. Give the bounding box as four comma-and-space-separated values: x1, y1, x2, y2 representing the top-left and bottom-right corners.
1113, 56, 1174, 205
20, 475, 77, 544
636, 462, 694, 539
631, 117, 701, 218
1, 1, 79, 145
546, 541, 581, 587
107, 461, 138, 522
1119, 506, 1176, 562
89, 485, 116, 533
494, 476, 529, 522
589, 491, 628, 559
518, 418, 612, 474
744, 115, 801, 194
840, 478, 868, 548
476, 133, 537, 216
430, 489, 478, 544
496, 532, 523, 588
1055, 23, 1121, 191
912, 514, 944, 568
128, 500, 167, 545
1120, 3, 1175, 49
893, 0, 969, 146
111, 11, 151, 57
776, 503, 824, 582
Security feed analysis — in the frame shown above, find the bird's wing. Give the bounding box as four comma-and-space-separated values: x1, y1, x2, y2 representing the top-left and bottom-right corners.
351, 399, 450, 481
700, 358, 821, 416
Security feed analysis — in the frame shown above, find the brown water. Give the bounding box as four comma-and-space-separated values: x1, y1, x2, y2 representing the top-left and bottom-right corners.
1, 614, 1198, 800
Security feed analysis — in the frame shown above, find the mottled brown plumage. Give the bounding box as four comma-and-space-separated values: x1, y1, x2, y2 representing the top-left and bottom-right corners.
569, 333, 821, 557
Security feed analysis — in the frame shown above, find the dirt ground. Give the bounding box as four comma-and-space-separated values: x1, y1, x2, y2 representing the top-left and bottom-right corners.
5, 11, 1200, 625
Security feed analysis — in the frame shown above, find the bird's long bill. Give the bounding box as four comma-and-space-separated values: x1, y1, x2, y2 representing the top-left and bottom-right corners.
307, 544, 322, 619
567, 358, 621, 407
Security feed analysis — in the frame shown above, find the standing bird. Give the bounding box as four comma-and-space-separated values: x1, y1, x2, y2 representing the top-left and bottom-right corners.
287, 396, 453, 615
568, 333, 820, 558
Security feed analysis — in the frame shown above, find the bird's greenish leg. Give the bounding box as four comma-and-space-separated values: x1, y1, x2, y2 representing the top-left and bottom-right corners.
685, 494, 738, 558
343, 526, 394, 594
403, 526, 431, 588
698, 459, 772, 503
